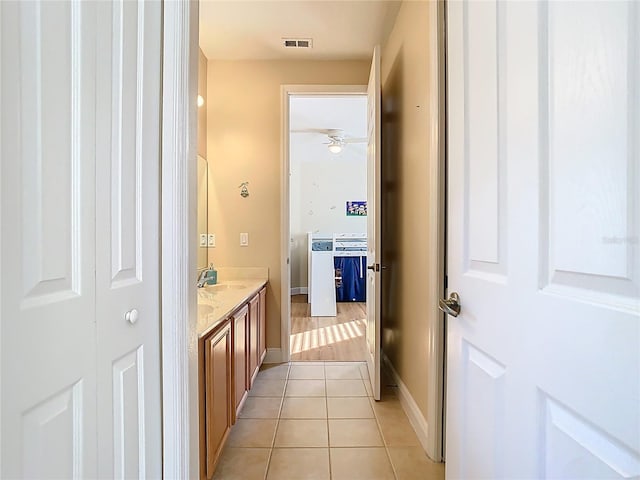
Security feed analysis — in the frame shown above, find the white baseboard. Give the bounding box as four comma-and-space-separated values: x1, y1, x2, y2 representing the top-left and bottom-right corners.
290, 287, 308, 296
381, 351, 432, 458
263, 348, 283, 364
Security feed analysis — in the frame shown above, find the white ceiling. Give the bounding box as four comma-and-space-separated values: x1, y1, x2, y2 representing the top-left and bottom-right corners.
199, 1, 401, 60
289, 96, 367, 162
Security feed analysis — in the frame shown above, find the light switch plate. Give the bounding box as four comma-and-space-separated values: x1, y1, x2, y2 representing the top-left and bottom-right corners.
199, 233, 207, 247
240, 232, 249, 246
207, 234, 216, 247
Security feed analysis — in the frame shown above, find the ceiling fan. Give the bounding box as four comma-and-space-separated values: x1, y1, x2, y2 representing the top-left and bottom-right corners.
290, 128, 367, 154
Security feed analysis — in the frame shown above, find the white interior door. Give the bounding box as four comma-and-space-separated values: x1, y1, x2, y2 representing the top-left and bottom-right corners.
445, 1, 639, 478
0, 1, 163, 478
366, 46, 382, 401
95, 1, 162, 478
1, 2, 99, 477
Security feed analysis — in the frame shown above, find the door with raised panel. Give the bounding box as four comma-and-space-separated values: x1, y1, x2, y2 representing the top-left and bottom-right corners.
233, 306, 249, 418
1, 2, 99, 477
365, 45, 382, 401
259, 287, 267, 363
0, 1, 163, 478
94, 1, 162, 478
204, 321, 232, 479
446, 1, 639, 478
248, 294, 260, 387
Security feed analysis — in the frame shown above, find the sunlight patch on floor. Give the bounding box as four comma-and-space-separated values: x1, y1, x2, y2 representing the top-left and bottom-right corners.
290, 319, 366, 354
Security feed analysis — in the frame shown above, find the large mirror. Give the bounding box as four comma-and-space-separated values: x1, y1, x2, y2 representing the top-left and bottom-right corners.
197, 154, 208, 270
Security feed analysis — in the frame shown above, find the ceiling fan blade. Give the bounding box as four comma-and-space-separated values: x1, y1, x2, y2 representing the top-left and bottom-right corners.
342, 137, 367, 144
290, 128, 343, 135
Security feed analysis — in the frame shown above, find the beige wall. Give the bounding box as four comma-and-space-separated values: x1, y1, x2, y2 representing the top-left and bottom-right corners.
290, 153, 367, 289
206, 60, 370, 349
380, 0, 438, 421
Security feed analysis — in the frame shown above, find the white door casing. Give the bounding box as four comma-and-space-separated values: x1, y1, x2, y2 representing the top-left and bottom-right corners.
366, 45, 382, 401
0, 1, 163, 478
280, 84, 367, 363
446, 1, 639, 478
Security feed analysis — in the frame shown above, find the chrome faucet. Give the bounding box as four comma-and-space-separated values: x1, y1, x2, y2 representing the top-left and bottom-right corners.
197, 263, 217, 288
197, 270, 208, 288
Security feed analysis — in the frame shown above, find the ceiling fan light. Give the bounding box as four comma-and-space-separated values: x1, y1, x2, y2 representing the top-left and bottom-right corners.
328, 143, 342, 154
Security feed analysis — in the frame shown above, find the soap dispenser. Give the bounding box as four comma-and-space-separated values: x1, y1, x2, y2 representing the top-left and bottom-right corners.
205, 263, 217, 285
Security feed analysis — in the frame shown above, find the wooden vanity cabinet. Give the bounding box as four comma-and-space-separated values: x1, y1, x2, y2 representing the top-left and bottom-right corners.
200, 284, 268, 478
248, 287, 267, 388
201, 319, 232, 480
232, 305, 249, 419
259, 287, 267, 363
248, 294, 260, 387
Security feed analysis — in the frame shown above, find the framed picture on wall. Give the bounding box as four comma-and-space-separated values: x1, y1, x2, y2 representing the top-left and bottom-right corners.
346, 201, 367, 216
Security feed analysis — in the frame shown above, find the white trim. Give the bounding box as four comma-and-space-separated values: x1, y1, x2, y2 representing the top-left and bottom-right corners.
160, 1, 199, 479
0, 1, 3, 468
382, 352, 434, 460
280, 84, 367, 364
423, 0, 447, 463
263, 348, 284, 364
290, 287, 308, 296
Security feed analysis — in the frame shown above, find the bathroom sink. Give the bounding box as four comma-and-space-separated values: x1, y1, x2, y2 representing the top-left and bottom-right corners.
206, 283, 247, 291
198, 304, 215, 315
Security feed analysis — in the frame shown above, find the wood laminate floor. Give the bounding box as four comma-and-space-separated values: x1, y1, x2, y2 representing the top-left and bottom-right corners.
290, 295, 367, 362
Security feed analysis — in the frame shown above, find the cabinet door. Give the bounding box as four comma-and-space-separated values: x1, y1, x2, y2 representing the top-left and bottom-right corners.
248, 294, 260, 387
232, 305, 248, 418
204, 321, 232, 479
259, 287, 267, 363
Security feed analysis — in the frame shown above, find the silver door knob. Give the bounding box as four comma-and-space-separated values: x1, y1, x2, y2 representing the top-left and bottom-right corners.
125, 309, 139, 324
439, 292, 461, 317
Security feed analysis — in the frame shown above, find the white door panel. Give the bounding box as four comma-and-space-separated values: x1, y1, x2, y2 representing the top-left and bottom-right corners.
1, 1, 98, 478
446, 1, 639, 478
95, 1, 162, 478
1, 1, 163, 478
366, 45, 382, 400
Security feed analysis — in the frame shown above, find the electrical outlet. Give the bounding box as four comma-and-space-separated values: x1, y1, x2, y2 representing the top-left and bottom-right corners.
240, 232, 249, 246
207, 234, 216, 247
199, 233, 207, 247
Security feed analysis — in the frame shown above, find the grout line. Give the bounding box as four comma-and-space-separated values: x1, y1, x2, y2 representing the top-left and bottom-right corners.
262, 362, 290, 480
368, 375, 400, 480
324, 362, 333, 480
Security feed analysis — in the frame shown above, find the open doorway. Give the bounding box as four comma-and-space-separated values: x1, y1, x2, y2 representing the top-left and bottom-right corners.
287, 94, 369, 362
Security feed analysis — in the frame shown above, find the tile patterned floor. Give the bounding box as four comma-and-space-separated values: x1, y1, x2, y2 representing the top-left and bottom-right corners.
213, 361, 444, 480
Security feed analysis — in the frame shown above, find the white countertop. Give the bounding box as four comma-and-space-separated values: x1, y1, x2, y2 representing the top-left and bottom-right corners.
196, 278, 268, 338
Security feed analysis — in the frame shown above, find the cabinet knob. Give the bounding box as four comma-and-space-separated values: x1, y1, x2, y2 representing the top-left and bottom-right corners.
125, 309, 139, 325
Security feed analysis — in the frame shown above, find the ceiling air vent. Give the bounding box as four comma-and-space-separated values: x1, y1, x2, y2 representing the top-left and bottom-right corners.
282, 38, 313, 49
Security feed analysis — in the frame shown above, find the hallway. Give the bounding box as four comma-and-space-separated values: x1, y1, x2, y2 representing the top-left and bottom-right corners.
213, 361, 444, 479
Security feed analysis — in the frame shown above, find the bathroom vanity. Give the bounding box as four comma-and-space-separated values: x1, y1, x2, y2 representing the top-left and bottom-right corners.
197, 277, 268, 479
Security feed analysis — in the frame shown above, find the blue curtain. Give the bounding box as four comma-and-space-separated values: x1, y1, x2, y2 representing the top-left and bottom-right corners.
334, 256, 366, 302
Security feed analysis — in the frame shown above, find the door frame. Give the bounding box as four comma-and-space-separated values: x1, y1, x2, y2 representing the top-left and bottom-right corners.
160, 1, 200, 478
159, 1, 448, 475
433, 0, 448, 462
280, 84, 368, 363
